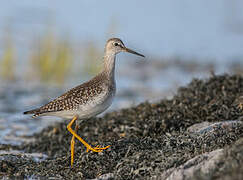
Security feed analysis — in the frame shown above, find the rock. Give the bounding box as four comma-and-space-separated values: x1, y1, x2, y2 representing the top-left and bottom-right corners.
187, 120, 242, 134
90, 173, 114, 180
160, 149, 224, 180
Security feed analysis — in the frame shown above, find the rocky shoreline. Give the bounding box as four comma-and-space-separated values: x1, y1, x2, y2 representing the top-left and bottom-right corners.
1, 74, 243, 179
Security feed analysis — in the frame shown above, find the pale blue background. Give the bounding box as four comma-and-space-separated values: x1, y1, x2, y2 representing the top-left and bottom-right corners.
0, 0, 243, 60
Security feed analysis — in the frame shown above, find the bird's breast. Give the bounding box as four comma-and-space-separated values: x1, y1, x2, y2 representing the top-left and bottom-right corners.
76, 85, 116, 119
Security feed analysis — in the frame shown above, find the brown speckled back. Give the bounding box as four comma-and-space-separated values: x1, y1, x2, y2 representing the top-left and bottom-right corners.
24, 38, 143, 119
25, 72, 112, 117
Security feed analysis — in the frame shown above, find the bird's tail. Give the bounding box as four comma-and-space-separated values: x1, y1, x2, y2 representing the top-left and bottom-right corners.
23, 108, 40, 117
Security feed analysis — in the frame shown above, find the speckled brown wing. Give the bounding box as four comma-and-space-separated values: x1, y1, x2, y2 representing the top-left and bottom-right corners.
24, 72, 107, 117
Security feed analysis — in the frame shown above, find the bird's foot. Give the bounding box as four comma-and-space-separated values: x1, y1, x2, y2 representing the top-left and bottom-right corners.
86, 145, 111, 152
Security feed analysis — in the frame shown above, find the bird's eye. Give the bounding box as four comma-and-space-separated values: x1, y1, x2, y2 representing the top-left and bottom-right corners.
114, 43, 119, 46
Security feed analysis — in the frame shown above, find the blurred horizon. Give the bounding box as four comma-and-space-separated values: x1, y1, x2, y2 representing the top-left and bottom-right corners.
0, 0, 243, 62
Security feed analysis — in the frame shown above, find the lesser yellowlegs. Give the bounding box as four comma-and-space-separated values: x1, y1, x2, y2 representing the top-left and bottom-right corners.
24, 38, 145, 167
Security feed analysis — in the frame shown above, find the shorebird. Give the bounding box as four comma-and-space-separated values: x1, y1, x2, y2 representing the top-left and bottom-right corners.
24, 38, 145, 167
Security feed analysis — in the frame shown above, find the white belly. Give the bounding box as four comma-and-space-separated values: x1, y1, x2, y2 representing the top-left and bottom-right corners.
48, 89, 115, 120
77, 90, 115, 119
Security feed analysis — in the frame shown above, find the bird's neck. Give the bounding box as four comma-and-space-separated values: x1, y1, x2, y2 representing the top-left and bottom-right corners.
103, 53, 116, 82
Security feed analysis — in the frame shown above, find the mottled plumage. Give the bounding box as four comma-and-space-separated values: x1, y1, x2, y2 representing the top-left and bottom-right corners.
23, 38, 144, 167
24, 72, 115, 118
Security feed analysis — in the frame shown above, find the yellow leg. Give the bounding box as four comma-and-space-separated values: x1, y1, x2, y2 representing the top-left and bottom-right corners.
67, 115, 111, 166
70, 123, 79, 167
71, 134, 75, 167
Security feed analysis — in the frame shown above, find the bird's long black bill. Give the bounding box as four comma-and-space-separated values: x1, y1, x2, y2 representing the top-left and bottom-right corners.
124, 47, 145, 57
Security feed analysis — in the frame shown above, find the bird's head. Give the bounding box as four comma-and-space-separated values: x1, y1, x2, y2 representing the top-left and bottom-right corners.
105, 38, 144, 57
